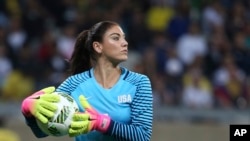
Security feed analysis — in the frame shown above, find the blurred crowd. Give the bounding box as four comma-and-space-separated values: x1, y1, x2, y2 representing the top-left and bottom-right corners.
0, 0, 250, 110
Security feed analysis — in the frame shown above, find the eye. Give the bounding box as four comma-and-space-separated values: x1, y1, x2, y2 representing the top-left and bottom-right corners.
112, 36, 119, 41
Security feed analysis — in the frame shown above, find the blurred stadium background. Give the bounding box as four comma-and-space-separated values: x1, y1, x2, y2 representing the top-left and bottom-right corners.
0, 0, 250, 141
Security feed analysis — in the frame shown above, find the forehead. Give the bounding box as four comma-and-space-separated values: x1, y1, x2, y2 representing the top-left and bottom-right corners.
104, 25, 124, 36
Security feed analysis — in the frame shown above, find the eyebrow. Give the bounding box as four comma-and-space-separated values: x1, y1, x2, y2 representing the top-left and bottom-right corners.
109, 33, 126, 37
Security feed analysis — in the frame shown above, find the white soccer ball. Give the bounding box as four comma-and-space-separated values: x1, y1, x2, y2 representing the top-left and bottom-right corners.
36, 92, 79, 136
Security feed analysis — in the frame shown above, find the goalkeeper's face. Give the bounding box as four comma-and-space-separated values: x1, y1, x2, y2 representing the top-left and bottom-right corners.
94, 25, 128, 64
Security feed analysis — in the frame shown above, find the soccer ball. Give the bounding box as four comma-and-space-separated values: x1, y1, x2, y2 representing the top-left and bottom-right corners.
36, 92, 79, 136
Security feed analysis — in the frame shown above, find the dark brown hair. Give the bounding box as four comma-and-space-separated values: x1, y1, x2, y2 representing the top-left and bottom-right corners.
68, 21, 118, 75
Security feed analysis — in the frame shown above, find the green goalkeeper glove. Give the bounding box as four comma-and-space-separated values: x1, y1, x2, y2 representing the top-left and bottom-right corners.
69, 95, 111, 137
21, 86, 60, 124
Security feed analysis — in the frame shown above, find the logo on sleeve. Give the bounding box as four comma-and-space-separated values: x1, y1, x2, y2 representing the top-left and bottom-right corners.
118, 94, 132, 103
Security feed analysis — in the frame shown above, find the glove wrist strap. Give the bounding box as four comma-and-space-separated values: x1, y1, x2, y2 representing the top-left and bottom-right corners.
21, 98, 34, 117
96, 114, 111, 133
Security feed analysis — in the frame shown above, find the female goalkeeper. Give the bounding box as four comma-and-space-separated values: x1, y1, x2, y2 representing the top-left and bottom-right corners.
21, 21, 153, 141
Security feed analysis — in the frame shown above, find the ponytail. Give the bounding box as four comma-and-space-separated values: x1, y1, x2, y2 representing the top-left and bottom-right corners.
68, 21, 118, 75
68, 30, 91, 75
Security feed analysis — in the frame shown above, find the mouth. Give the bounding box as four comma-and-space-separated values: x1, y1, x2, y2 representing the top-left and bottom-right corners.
122, 49, 128, 53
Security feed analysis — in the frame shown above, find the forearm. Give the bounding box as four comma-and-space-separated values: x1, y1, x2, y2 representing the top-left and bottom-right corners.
106, 120, 152, 141
105, 106, 153, 141
24, 114, 48, 138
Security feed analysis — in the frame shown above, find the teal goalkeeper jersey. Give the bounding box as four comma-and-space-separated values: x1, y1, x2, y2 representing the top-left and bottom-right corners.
56, 67, 153, 141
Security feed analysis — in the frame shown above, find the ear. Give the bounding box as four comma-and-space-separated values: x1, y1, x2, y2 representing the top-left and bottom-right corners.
93, 41, 102, 53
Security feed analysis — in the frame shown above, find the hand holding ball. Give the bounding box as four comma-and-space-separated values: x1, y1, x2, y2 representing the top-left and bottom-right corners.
36, 92, 79, 136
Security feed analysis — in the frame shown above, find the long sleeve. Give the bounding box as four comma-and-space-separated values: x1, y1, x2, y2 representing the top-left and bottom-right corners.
24, 116, 48, 138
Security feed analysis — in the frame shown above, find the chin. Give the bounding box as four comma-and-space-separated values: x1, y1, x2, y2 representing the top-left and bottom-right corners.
122, 56, 128, 61
118, 57, 128, 63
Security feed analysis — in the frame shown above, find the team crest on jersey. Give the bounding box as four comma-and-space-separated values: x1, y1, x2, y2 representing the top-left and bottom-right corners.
118, 94, 132, 103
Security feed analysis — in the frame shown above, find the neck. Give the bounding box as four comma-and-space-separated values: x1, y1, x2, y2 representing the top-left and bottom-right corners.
93, 63, 121, 89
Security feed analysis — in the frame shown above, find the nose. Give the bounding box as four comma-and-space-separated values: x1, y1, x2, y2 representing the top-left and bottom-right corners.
122, 39, 128, 47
